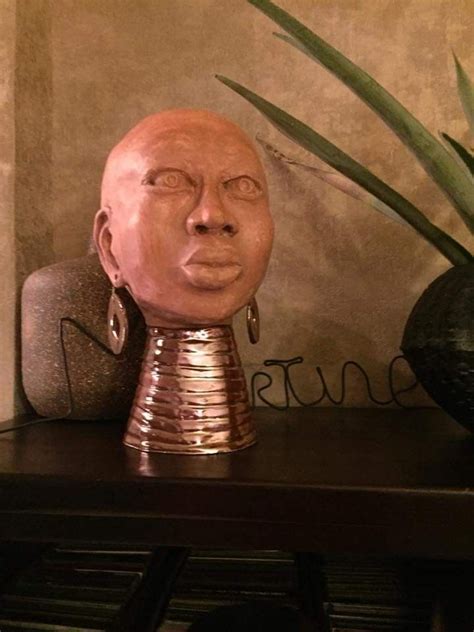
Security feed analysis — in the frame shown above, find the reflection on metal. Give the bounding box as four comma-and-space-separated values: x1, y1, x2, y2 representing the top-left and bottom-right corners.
107, 288, 129, 355
124, 326, 256, 454
246, 297, 260, 344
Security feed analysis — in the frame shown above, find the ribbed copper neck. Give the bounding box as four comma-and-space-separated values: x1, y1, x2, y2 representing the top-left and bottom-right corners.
123, 325, 256, 454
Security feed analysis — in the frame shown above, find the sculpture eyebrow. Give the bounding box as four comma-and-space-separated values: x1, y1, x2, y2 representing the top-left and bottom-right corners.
140, 167, 195, 186
220, 169, 263, 183
224, 174, 262, 186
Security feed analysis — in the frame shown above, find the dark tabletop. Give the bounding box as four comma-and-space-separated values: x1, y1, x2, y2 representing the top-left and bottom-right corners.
1, 407, 473, 558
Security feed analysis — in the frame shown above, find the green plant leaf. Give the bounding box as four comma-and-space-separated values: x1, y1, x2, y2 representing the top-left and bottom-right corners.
216, 74, 472, 266
256, 135, 412, 228
247, 0, 474, 234
453, 52, 474, 135
441, 132, 474, 175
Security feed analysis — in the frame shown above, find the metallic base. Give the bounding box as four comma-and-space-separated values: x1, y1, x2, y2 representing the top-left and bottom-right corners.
123, 326, 257, 454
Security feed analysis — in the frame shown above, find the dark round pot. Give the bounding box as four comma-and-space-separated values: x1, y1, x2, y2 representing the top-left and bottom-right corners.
401, 263, 474, 432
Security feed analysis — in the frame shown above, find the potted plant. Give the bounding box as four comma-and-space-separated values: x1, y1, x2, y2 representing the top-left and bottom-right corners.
216, 0, 474, 429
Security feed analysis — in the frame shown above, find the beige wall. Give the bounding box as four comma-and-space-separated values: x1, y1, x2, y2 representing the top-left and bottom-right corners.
15, 0, 54, 281
3, 0, 473, 417
0, 0, 54, 420
0, 0, 16, 420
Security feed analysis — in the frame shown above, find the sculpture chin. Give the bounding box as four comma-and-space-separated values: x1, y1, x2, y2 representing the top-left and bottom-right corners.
182, 263, 242, 290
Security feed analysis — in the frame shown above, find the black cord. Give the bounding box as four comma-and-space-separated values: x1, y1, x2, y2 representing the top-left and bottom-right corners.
0, 415, 65, 435
0, 317, 119, 436
251, 355, 418, 410
1, 319, 418, 434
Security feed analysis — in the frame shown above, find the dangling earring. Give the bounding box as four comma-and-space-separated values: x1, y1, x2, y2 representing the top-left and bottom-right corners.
246, 296, 260, 344
107, 287, 129, 355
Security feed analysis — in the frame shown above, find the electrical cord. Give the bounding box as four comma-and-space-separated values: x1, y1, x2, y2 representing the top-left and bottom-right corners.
0, 317, 117, 436
0, 319, 418, 434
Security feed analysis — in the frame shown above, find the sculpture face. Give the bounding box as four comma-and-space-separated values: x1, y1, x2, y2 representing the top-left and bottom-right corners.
95, 110, 274, 327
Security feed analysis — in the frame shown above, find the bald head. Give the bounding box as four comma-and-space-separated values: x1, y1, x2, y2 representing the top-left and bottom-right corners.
101, 109, 263, 208
94, 109, 273, 328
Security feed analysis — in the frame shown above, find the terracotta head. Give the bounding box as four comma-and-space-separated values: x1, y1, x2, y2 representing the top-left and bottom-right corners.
94, 109, 274, 327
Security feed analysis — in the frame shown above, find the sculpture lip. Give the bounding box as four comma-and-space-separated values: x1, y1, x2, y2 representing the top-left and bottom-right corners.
182, 248, 242, 289
184, 247, 242, 267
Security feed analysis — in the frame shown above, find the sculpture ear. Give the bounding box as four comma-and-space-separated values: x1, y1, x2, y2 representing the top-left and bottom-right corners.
93, 207, 124, 287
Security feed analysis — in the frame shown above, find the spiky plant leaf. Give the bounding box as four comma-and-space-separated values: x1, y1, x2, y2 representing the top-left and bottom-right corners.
441, 132, 474, 175
453, 53, 474, 135
216, 74, 472, 266
247, 0, 474, 234
256, 135, 412, 228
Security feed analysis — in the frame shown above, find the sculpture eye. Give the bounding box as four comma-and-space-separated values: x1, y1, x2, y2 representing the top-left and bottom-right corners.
225, 176, 262, 200
142, 169, 194, 193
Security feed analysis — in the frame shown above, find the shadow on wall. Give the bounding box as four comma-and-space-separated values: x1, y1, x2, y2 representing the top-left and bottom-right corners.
241, 149, 435, 407
13, 0, 55, 415
11, 0, 470, 414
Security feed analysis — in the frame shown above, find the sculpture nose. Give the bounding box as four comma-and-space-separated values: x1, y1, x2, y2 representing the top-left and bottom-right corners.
186, 186, 238, 236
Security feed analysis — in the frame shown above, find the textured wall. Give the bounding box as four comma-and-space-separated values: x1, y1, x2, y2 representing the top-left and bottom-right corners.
15, 0, 54, 281
9, 0, 474, 414
0, 0, 54, 421
0, 0, 16, 421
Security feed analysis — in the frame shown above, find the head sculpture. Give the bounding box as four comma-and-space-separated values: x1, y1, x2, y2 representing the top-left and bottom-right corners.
94, 110, 273, 454
94, 109, 273, 328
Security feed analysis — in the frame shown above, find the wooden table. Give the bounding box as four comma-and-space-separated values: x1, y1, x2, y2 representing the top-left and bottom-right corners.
1, 407, 473, 559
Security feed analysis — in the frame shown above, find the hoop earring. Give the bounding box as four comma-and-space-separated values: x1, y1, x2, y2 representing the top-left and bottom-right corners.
107, 287, 129, 355
246, 296, 260, 344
